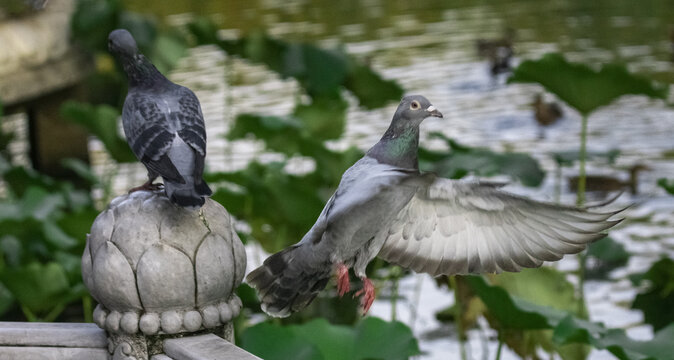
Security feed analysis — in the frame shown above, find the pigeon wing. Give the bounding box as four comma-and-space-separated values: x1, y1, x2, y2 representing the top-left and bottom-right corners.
378, 176, 623, 276
122, 93, 184, 183
174, 87, 207, 179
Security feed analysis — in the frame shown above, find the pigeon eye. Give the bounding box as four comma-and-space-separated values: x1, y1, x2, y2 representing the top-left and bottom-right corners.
410, 101, 420, 110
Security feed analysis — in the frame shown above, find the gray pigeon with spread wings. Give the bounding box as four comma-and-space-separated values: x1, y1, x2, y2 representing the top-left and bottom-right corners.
247, 95, 622, 318
108, 29, 211, 209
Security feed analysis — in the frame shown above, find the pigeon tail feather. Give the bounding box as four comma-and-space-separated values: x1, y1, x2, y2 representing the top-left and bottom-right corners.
195, 180, 213, 197
246, 244, 331, 318
165, 180, 207, 209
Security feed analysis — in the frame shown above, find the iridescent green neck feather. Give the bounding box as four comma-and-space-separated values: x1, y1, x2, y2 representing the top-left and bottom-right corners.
367, 125, 420, 169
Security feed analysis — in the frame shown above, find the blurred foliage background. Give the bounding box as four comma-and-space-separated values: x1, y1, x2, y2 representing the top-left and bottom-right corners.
1, 0, 674, 359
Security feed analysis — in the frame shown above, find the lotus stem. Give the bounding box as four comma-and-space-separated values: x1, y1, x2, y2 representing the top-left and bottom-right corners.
576, 113, 589, 317
391, 276, 398, 322
448, 276, 467, 360
554, 163, 561, 204
576, 114, 588, 207
495, 338, 503, 360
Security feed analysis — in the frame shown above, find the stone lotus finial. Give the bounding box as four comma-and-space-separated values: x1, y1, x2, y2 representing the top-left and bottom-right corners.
81, 190, 246, 336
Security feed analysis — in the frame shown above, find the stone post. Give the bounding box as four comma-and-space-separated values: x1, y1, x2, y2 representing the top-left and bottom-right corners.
81, 190, 247, 360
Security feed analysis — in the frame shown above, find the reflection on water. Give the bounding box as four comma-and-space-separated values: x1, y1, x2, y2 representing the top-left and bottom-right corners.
106, 0, 674, 359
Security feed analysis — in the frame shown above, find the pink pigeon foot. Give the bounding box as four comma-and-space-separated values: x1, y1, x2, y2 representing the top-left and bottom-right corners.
128, 180, 162, 194
354, 277, 375, 315
336, 263, 350, 297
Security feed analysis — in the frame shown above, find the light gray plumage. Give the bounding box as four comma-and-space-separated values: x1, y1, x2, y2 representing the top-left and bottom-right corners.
246, 95, 622, 318
108, 29, 211, 209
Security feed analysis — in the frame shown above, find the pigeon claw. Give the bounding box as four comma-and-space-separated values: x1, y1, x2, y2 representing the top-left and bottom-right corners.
336, 263, 350, 297
128, 180, 162, 193
354, 277, 375, 315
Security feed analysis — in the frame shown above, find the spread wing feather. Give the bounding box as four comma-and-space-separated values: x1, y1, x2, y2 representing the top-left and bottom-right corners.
378, 177, 622, 276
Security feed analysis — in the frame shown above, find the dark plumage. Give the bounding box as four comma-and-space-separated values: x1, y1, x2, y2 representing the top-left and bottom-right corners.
247, 95, 622, 318
533, 94, 563, 139
569, 164, 651, 196
108, 29, 212, 209
476, 27, 515, 78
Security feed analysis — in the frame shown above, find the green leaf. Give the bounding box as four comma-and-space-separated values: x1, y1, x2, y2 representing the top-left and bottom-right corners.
353, 317, 420, 360
226, 113, 362, 182
419, 133, 545, 187
657, 178, 674, 195
240, 318, 420, 360
42, 221, 78, 249
240, 322, 323, 360
227, 114, 304, 152
188, 19, 402, 107
0, 235, 23, 267
71, 0, 122, 53
554, 317, 674, 360
20, 187, 65, 221
56, 208, 99, 245
586, 237, 630, 280
630, 258, 674, 331
2, 166, 58, 197
467, 275, 674, 360
465, 275, 563, 330
61, 158, 100, 186
54, 251, 85, 286
486, 268, 588, 359
208, 162, 327, 253
344, 60, 404, 109
0, 262, 72, 315
0, 282, 14, 318
150, 32, 188, 74
509, 53, 668, 115
283, 43, 348, 97
293, 95, 348, 140
294, 319, 356, 360
60, 101, 136, 163
118, 11, 158, 55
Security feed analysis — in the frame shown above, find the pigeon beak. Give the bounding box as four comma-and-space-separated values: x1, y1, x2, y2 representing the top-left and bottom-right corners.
426, 105, 443, 118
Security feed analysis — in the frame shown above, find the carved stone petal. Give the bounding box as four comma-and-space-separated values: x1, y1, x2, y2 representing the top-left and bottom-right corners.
159, 209, 209, 262
110, 214, 160, 271
137, 244, 195, 311
81, 240, 96, 300
201, 200, 231, 239
92, 241, 142, 311
195, 234, 234, 306
230, 225, 247, 288
88, 209, 114, 260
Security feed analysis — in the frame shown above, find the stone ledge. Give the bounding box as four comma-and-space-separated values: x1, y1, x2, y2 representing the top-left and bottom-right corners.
0, 322, 260, 360
0, 346, 108, 360
0, 321, 107, 348
164, 334, 261, 360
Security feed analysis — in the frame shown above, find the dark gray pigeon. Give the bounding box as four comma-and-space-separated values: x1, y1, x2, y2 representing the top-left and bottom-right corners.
108, 29, 212, 209
246, 95, 623, 317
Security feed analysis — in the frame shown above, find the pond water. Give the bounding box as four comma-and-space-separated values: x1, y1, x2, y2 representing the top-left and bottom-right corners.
103, 0, 674, 359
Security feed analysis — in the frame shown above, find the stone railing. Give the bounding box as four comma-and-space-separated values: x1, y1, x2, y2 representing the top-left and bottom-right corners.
0, 191, 260, 360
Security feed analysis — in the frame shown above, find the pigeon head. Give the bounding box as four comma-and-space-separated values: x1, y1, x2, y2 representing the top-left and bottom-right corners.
366, 95, 443, 169
108, 29, 139, 58
392, 95, 443, 128
108, 29, 168, 88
